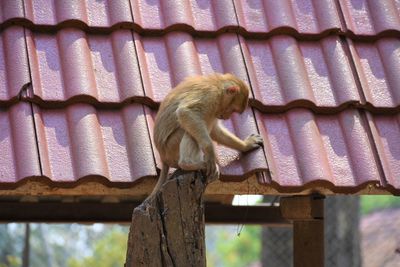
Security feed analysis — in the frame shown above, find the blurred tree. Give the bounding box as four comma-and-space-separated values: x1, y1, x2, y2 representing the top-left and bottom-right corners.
22, 224, 30, 267
68, 226, 128, 267
215, 226, 261, 267
361, 195, 400, 214
0, 224, 23, 267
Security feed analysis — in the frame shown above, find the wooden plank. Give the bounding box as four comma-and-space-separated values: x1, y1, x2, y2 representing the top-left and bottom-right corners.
280, 195, 325, 267
293, 220, 324, 267
0, 202, 289, 225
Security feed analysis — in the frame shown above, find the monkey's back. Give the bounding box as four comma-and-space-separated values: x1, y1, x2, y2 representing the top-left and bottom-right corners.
153, 75, 224, 155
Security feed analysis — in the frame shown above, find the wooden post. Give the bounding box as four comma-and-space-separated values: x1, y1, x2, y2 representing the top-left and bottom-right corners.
280, 195, 325, 267
125, 170, 206, 267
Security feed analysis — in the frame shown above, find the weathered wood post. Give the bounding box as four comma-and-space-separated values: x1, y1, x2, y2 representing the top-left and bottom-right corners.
125, 170, 207, 267
280, 195, 325, 267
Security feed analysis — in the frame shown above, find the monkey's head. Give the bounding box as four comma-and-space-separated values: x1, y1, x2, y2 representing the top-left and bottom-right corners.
218, 73, 250, 120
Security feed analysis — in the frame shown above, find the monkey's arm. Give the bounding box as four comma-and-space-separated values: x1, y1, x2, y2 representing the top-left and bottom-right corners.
210, 123, 263, 152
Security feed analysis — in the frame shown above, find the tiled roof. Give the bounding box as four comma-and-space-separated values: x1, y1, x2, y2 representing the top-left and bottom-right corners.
0, 103, 41, 182
339, 0, 400, 37
0, 0, 399, 195
33, 103, 157, 183
26, 28, 145, 106
234, 0, 344, 37
24, 0, 133, 29
257, 109, 382, 192
131, 0, 238, 33
241, 36, 362, 112
0, 27, 31, 105
349, 38, 400, 110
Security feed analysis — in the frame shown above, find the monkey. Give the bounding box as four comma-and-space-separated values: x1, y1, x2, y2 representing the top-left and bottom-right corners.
149, 73, 263, 198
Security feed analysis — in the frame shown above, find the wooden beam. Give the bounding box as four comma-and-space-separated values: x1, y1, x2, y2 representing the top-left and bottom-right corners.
280, 195, 325, 267
280, 195, 324, 220
0, 176, 390, 197
0, 202, 289, 225
207, 204, 289, 225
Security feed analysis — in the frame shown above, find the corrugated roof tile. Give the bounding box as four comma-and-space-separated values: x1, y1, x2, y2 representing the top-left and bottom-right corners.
33, 103, 157, 183
241, 35, 361, 111
234, 0, 344, 36
216, 109, 269, 180
349, 38, 400, 109
135, 32, 251, 105
339, 0, 400, 36
0, 0, 25, 27
367, 113, 400, 190
131, 0, 237, 33
26, 28, 144, 106
24, 0, 133, 29
0, 103, 41, 182
257, 109, 382, 191
0, 26, 31, 105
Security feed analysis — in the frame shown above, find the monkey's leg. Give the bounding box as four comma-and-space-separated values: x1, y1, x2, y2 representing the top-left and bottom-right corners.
179, 133, 220, 182
178, 133, 204, 170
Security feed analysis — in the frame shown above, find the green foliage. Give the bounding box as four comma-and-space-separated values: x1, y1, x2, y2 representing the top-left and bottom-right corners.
68, 227, 128, 267
361, 195, 400, 214
214, 226, 261, 267
0, 256, 21, 267
0, 224, 24, 267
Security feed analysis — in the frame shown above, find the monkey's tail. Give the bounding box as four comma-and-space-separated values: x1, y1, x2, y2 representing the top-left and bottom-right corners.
149, 162, 169, 198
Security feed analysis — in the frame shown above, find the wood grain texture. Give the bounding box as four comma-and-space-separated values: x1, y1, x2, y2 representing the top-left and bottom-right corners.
125, 170, 206, 267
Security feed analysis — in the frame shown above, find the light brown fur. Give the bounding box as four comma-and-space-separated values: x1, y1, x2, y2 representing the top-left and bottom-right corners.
150, 73, 263, 197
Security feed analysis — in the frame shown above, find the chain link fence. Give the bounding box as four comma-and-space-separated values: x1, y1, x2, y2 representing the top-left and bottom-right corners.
262, 196, 360, 267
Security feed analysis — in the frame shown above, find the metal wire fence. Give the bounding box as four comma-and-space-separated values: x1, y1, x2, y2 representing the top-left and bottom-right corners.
262, 196, 361, 267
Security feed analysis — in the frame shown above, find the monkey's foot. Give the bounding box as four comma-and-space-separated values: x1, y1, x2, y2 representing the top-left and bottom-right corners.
206, 165, 220, 184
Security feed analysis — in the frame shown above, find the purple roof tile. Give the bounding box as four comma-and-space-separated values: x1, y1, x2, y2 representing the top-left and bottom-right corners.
0, 0, 25, 27
234, 0, 344, 36
216, 110, 268, 180
257, 109, 383, 191
339, 0, 400, 36
33, 103, 157, 183
0, 103, 41, 183
367, 113, 400, 191
131, 0, 237, 33
26, 28, 144, 106
241, 35, 362, 111
0, 26, 31, 105
349, 38, 400, 110
24, 0, 133, 29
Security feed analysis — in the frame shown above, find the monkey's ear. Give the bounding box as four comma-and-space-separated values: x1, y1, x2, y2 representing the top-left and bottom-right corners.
225, 85, 240, 94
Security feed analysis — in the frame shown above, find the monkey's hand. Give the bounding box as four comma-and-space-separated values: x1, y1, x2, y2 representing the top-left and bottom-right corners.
243, 134, 263, 152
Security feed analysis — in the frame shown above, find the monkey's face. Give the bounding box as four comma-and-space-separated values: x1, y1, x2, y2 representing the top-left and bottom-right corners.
219, 106, 237, 120
219, 89, 249, 120
217, 74, 250, 120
